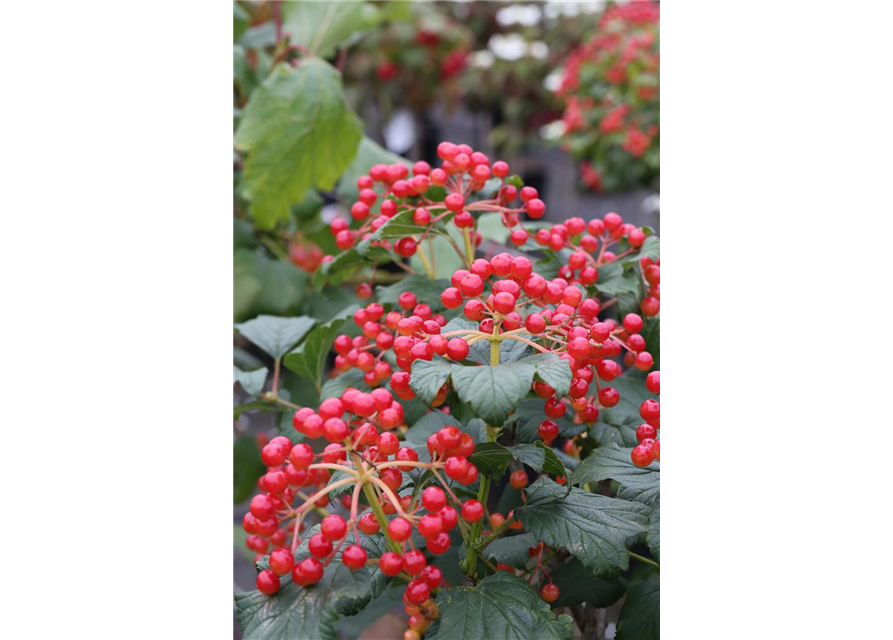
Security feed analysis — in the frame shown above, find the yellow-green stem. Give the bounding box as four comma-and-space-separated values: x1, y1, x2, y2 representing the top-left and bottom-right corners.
462, 227, 475, 265
462, 424, 500, 577
416, 242, 435, 278
363, 481, 401, 554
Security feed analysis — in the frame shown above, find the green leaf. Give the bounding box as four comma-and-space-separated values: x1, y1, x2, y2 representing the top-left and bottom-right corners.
570, 445, 660, 506
594, 260, 640, 296
639, 315, 660, 369
320, 369, 370, 401
234, 249, 309, 321
281, 0, 380, 60
516, 477, 650, 577
337, 137, 410, 206
233, 400, 283, 420
509, 442, 566, 477
513, 398, 584, 444
234, 60, 363, 229
647, 497, 660, 563
233, 2, 250, 42
233, 365, 268, 398
621, 235, 660, 267
523, 353, 573, 398
355, 208, 426, 257
467, 334, 531, 366
550, 559, 626, 608
468, 442, 512, 477
376, 274, 453, 312
590, 421, 639, 448
481, 532, 538, 569
409, 356, 453, 404
235, 315, 316, 359
450, 361, 535, 426
404, 410, 459, 445
284, 306, 357, 390
238, 527, 391, 640
234, 436, 265, 503
431, 572, 574, 640
615, 583, 660, 640
602, 370, 656, 427
338, 582, 406, 640
312, 245, 392, 288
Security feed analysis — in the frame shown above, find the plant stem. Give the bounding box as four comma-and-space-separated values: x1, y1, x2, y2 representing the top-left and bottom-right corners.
362, 480, 401, 554
490, 322, 500, 366
417, 242, 435, 278
462, 227, 475, 264
462, 425, 500, 577
475, 515, 515, 553
628, 551, 660, 571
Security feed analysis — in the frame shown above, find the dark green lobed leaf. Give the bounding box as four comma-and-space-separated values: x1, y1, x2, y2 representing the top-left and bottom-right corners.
615, 582, 660, 640
549, 559, 627, 608
450, 361, 535, 426
283, 306, 357, 390
570, 444, 660, 506
234, 365, 268, 398
235, 315, 316, 359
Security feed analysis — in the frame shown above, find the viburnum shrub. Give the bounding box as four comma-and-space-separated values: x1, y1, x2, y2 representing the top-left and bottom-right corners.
234, 139, 660, 640
554, 1, 660, 192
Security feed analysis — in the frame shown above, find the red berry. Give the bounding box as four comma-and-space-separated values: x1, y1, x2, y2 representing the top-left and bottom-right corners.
388, 517, 412, 542
358, 512, 381, 535
250, 494, 275, 520
636, 424, 658, 442
426, 532, 451, 555
646, 370, 660, 393
444, 455, 470, 480
520, 186, 538, 202
268, 548, 295, 576
256, 569, 280, 595
445, 193, 465, 212
509, 470, 527, 489
623, 313, 644, 334
380, 551, 404, 576
631, 443, 655, 467
342, 544, 368, 570
598, 387, 620, 407
640, 399, 660, 421
297, 557, 324, 584
544, 397, 567, 419
541, 583, 559, 603
321, 515, 348, 541
405, 580, 430, 604
526, 198, 546, 218
459, 273, 484, 297
438, 426, 462, 450
261, 443, 287, 467
419, 565, 443, 589
308, 532, 333, 557
439, 505, 458, 530
461, 499, 484, 522
446, 337, 470, 360
538, 420, 559, 442
653, 439, 660, 461
403, 549, 427, 575
395, 237, 418, 258
417, 514, 443, 538
422, 486, 447, 512
441, 287, 462, 309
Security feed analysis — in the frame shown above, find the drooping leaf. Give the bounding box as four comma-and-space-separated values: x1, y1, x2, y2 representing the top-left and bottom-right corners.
238, 527, 391, 640
234, 436, 265, 503
376, 274, 453, 312
481, 532, 538, 569
409, 356, 453, 404
550, 558, 627, 608
234, 60, 363, 229
590, 420, 639, 448
282, 1, 380, 60
523, 353, 573, 398
594, 260, 640, 296
570, 444, 660, 506
602, 370, 656, 427
509, 442, 567, 477
450, 361, 535, 425
615, 582, 660, 640
337, 136, 411, 206
513, 398, 584, 444
284, 306, 358, 390
430, 572, 574, 640
468, 442, 512, 477
235, 315, 316, 359
516, 477, 649, 577
233, 365, 268, 398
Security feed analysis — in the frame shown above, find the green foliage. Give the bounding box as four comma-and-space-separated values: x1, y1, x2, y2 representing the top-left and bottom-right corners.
234, 59, 363, 229
284, 306, 357, 390
450, 361, 535, 425
509, 442, 566, 477
408, 356, 453, 404
430, 572, 574, 640
571, 444, 661, 506
282, 1, 381, 60
616, 582, 660, 640
233, 436, 265, 503
550, 559, 627, 608
233, 365, 267, 398
235, 315, 316, 359
337, 136, 411, 206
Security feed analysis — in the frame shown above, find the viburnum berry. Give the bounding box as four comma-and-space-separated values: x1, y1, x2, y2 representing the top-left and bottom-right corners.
646, 370, 660, 393
526, 198, 546, 219
269, 548, 295, 576
422, 486, 447, 512
653, 439, 661, 461
379, 551, 404, 576
631, 443, 655, 467
341, 544, 368, 570
541, 583, 560, 603
461, 499, 484, 523
388, 517, 412, 542
446, 337, 469, 360
321, 514, 347, 541
509, 470, 528, 489
538, 419, 559, 442
405, 580, 430, 604
640, 399, 660, 422
295, 557, 323, 585
357, 512, 381, 535
636, 423, 658, 442
402, 549, 427, 575
419, 565, 443, 589
623, 313, 644, 334
256, 569, 280, 595
598, 387, 620, 407
427, 532, 451, 555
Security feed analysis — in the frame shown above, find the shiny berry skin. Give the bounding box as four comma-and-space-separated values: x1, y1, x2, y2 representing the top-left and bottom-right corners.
445, 193, 465, 212
321, 514, 348, 541
631, 443, 655, 467
636, 424, 658, 442
526, 198, 546, 218
493, 291, 516, 314
256, 569, 280, 595
544, 397, 567, 419
380, 551, 404, 576
441, 287, 462, 309
405, 580, 431, 604
395, 237, 418, 258
341, 544, 368, 570
541, 583, 560, 603
388, 517, 412, 542
402, 549, 427, 575
422, 486, 447, 512
635, 352, 654, 371
653, 439, 660, 461
289, 443, 314, 469
250, 494, 275, 520
439, 505, 459, 530
296, 557, 324, 585
266, 548, 293, 576
459, 273, 484, 297
461, 499, 484, 523
641, 296, 660, 316
261, 443, 287, 467
646, 370, 660, 394
538, 419, 559, 442
426, 532, 451, 555
509, 470, 528, 489
418, 514, 443, 538
308, 532, 333, 558
525, 313, 546, 334
438, 426, 461, 450
358, 512, 381, 535
623, 313, 644, 334
444, 455, 470, 480
598, 387, 620, 407
419, 565, 443, 589
446, 337, 470, 360
461, 464, 479, 485
640, 399, 660, 422
394, 446, 419, 471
